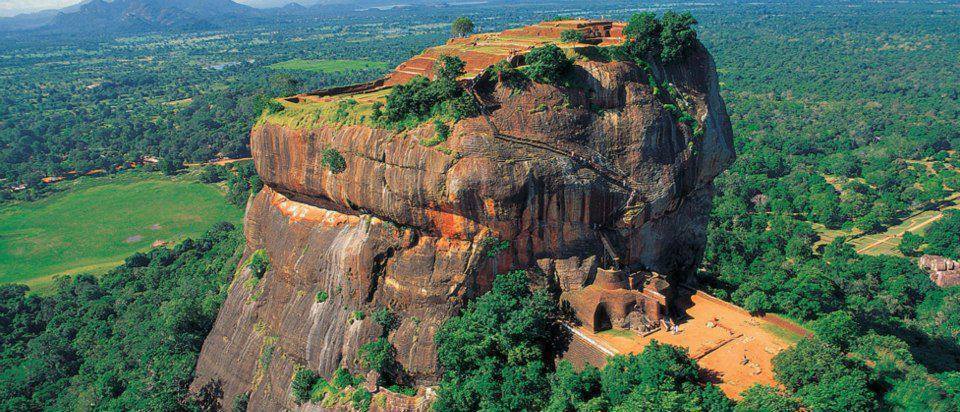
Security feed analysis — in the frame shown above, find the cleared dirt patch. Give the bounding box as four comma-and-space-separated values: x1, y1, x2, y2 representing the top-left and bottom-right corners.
581, 291, 807, 399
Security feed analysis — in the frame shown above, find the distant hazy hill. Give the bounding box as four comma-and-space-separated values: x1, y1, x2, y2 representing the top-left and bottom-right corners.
27, 0, 259, 34
0, 0, 474, 35
0, 0, 90, 31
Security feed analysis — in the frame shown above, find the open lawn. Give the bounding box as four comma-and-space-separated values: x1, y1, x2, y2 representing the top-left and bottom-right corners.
268, 59, 388, 73
0, 171, 243, 291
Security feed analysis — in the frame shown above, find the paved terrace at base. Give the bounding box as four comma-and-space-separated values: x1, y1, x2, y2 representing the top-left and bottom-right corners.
565, 288, 810, 399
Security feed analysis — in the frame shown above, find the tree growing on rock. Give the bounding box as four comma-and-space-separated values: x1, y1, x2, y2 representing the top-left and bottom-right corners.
523, 44, 573, 85
358, 338, 397, 380
659, 11, 699, 63
382, 55, 475, 125
614, 11, 700, 64
435, 55, 466, 81
248, 249, 270, 279
321, 148, 346, 174
560, 29, 585, 43
451, 17, 474, 38
620, 12, 662, 61
290, 368, 319, 403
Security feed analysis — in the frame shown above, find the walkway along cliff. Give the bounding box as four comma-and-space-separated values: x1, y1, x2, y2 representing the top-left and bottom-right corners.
191, 19, 735, 410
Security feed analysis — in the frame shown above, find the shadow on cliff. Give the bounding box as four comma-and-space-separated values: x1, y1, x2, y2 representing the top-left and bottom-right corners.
192, 379, 224, 411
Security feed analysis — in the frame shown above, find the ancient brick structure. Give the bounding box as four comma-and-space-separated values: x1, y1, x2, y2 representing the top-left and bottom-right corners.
561, 268, 670, 333
357, 20, 627, 87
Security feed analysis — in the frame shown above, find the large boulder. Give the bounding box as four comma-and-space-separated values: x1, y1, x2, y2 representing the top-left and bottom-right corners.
192, 23, 733, 411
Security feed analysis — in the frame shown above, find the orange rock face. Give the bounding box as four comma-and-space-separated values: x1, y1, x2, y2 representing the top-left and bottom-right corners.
192, 21, 734, 410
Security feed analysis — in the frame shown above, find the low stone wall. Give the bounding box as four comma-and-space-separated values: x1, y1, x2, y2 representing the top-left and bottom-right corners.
558, 328, 612, 370
301, 77, 388, 99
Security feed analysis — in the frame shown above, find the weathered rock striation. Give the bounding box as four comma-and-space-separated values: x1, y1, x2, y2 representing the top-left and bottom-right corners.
192, 20, 734, 410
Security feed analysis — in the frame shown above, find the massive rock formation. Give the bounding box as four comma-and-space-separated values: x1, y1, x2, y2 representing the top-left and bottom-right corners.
192, 19, 734, 410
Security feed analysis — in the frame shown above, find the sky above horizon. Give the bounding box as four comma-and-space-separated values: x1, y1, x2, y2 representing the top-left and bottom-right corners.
0, 0, 77, 16
0, 0, 321, 17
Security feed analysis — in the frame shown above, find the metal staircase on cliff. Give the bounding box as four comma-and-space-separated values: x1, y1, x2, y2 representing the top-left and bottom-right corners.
464, 80, 645, 219
464, 79, 648, 268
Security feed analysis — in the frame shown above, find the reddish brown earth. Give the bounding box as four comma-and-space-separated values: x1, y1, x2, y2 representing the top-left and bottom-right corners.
388, 19, 625, 85
584, 291, 808, 399
192, 20, 734, 411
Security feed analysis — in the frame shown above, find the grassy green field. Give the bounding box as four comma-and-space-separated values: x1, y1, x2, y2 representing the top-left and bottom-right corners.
268, 58, 388, 73
760, 321, 806, 346
598, 328, 638, 339
0, 171, 243, 291
813, 191, 960, 256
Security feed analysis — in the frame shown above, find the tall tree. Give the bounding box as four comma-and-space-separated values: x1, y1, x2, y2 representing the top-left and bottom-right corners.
451, 17, 475, 38
433, 270, 559, 411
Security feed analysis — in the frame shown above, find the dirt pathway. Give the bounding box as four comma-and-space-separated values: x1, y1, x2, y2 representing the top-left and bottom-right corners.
184, 157, 252, 167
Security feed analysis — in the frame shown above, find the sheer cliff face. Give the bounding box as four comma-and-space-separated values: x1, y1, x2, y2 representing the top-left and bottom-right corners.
192, 42, 733, 410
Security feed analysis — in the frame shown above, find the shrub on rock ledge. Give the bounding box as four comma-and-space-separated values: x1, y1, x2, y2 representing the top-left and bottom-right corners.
321, 148, 346, 173
248, 249, 270, 279
381, 56, 472, 126
291, 368, 319, 404
613, 11, 700, 64
523, 44, 573, 85
620, 12, 662, 60
659, 11, 699, 63
560, 29, 586, 43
